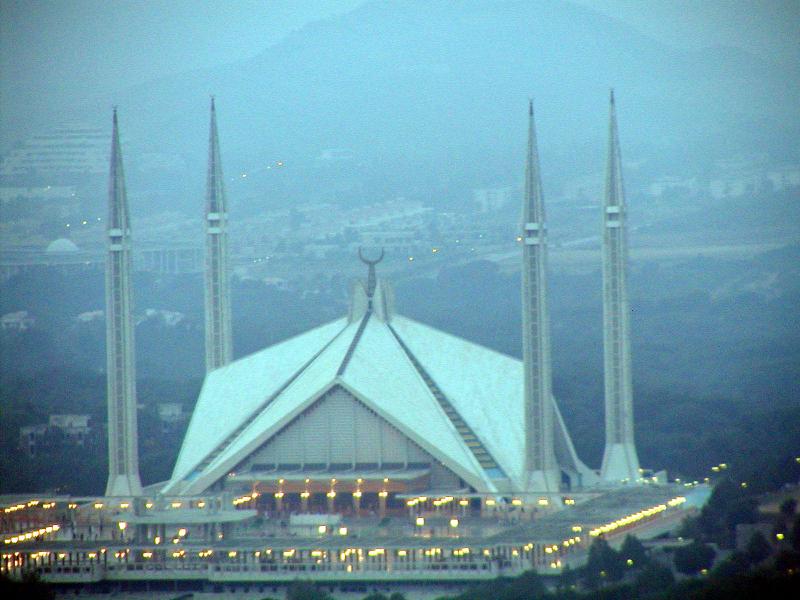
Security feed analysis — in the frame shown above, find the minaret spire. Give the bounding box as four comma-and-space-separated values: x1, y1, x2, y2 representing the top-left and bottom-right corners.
105, 108, 143, 497
600, 90, 641, 483
204, 96, 233, 371
521, 101, 559, 494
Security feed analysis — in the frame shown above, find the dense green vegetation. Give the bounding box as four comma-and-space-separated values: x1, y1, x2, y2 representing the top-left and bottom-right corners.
0, 572, 54, 600
230, 528, 800, 599
1, 245, 798, 495
0, 368, 199, 494
271, 506, 800, 599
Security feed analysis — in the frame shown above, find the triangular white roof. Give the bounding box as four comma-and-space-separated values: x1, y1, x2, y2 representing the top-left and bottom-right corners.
163, 291, 588, 496
166, 318, 348, 491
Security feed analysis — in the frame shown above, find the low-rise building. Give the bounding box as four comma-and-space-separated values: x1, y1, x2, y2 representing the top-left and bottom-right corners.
1, 310, 34, 331
19, 414, 92, 457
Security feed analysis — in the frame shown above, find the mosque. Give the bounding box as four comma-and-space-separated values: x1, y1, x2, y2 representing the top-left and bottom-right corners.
105, 92, 650, 514
1, 96, 696, 588
149, 95, 639, 510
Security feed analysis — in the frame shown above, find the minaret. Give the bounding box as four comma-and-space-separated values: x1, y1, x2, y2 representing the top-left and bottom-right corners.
521, 101, 560, 494
105, 109, 143, 497
600, 91, 641, 483
204, 97, 233, 371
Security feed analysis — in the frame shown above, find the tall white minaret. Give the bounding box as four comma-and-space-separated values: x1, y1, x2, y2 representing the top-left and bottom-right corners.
521, 101, 560, 494
600, 91, 641, 483
105, 109, 143, 497
204, 97, 233, 371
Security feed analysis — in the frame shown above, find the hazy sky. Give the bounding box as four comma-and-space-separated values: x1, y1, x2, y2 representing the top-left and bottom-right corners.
1, 0, 798, 144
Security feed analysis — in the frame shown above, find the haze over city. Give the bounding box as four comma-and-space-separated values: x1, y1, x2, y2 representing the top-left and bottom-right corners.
0, 1, 798, 599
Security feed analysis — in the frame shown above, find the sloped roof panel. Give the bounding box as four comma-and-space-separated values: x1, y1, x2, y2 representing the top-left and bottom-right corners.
187, 319, 362, 490
389, 316, 526, 487
340, 317, 487, 489
169, 318, 347, 485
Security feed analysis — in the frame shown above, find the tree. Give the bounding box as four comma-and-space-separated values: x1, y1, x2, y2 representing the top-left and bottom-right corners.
710, 551, 750, 580
674, 541, 716, 575
0, 572, 55, 600
287, 581, 332, 600
791, 515, 800, 552
583, 538, 624, 589
691, 480, 758, 547
633, 562, 675, 596
556, 564, 577, 594
449, 571, 545, 600
499, 570, 546, 600
774, 549, 800, 573
779, 498, 797, 520
620, 534, 649, 569
745, 530, 772, 564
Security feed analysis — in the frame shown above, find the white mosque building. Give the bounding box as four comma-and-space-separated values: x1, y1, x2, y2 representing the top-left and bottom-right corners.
146, 94, 639, 511
1, 96, 696, 589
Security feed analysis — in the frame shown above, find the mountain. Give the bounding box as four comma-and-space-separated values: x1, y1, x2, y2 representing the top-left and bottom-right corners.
16, 0, 800, 212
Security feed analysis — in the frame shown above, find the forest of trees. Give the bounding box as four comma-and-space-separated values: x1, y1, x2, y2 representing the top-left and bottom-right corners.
1, 245, 798, 496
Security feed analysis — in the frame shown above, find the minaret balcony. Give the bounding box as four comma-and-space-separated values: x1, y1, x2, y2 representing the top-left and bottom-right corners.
524, 222, 542, 245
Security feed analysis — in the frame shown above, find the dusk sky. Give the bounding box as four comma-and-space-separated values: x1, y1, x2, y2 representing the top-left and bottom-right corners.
1, 0, 798, 146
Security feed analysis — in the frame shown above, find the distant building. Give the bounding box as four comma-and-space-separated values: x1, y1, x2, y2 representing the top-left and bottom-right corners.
317, 148, 354, 162
157, 403, 186, 434
19, 414, 92, 457
646, 176, 699, 198
137, 245, 203, 274
0, 238, 102, 282
48, 415, 91, 442
0, 123, 108, 180
0, 240, 201, 282
0, 185, 80, 219
472, 187, 511, 213
141, 309, 186, 328
18, 424, 48, 457
76, 310, 104, 323
767, 164, 800, 192
353, 230, 420, 256
1, 310, 34, 331
46, 238, 80, 254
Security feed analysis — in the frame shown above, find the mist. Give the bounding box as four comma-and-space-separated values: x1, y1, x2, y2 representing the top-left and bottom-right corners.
0, 2, 799, 596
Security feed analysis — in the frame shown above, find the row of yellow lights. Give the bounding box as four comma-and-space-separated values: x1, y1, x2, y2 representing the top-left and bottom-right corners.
264, 477, 395, 502
589, 496, 686, 537
484, 497, 552, 507
232, 492, 259, 506
408, 493, 472, 509
4, 544, 579, 566
3, 524, 60, 545
316, 525, 348, 535
3, 500, 41, 513
543, 535, 583, 555
408, 496, 561, 509
271, 490, 389, 501
414, 516, 460, 528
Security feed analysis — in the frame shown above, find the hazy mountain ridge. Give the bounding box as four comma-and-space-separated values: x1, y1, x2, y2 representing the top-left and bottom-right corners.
40, 0, 792, 215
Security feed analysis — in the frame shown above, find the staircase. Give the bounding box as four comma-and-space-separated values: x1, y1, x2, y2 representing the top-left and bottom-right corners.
387, 325, 501, 473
